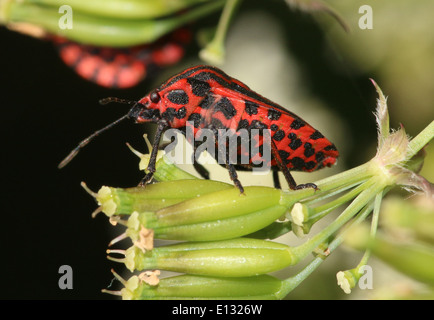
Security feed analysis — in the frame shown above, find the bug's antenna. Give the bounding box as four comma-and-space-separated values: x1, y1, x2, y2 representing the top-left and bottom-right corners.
58, 113, 130, 169
99, 97, 137, 106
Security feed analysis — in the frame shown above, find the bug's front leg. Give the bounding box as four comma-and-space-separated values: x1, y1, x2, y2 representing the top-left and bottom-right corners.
272, 170, 281, 189
138, 121, 169, 187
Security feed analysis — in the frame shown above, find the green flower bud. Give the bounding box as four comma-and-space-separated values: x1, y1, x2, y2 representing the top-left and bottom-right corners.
114, 238, 299, 277
290, 203, 309, 227
290, 203, 313, 237
127, 137, 199, 182
336, 267, 364, 294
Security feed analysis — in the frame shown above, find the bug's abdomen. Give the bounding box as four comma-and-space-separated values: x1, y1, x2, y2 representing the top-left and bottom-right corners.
237, 105, 338, 172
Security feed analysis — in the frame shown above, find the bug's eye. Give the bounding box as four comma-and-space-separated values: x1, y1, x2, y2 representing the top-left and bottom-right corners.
150, 91, 161, 103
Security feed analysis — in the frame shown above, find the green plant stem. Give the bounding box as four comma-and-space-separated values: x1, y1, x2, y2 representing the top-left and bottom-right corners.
407, 120, 434, 159
291, 177, 384, 262
199, 0, 242, 63
277, 199, 376, 298
307, 180, 372, 224
356, 191, 383, 267
286, 163, 372, 203
210, 0, 240, 48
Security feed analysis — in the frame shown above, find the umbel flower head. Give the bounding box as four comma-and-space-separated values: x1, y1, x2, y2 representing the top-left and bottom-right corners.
370, 79, 433, 197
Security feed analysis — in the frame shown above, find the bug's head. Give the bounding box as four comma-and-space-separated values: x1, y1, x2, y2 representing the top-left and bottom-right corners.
131, 90, 162, 123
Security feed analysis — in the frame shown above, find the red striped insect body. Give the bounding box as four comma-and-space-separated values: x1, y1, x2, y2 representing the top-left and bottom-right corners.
59, 65, 338, 193
52, 28, 191, 89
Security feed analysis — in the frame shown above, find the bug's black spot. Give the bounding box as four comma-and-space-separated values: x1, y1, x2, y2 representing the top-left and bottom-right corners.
273, 130, 285, 141
291, 157, 305, 170
187, 78, 211, 97
167, 90, 189, 105
230, 82, 247, 92
278, 150, 290, 164
304, 142, 315, 158
176, 107, 187, 119
210, 118, 225, 130
315, 151, 325, 163
290, 118, 305, 130
188, 113, 204, 128
305, 161, 316, 170
162, 108, 177, 122
324, 144, 337, 151
199, 94, 214, 109
289, 138, 302, 150
237, 119, 250, 131
245, 101, 258, 115
310, 130, 324, 140
215, 97, 236, 119
288, 132, 297, 140
270, 124, 278, 131
139, 108, 160, 121
193, 71, 212, 82
249, 120, 268, 130
268, 109, 282, 121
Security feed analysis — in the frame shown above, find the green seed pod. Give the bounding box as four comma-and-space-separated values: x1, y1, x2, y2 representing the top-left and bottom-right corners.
22, 0, 212, 19
369, 237, 434, 286
346, 225, 434, 286
381, 196, 434, 245
84, 179, 232, 216
123, 186, 295, 241
117, 238, 299, 277
111, 271, 284, 300
126, 205, 288, 242
245, 221, 292, 240
3, 1, 225, 47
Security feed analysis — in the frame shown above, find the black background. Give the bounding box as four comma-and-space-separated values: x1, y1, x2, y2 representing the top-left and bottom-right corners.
0, 2, 375, 300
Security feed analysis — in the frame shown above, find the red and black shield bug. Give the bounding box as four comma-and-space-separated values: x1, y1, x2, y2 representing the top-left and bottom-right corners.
52, 28, 191, 89
59, 65, 338, 193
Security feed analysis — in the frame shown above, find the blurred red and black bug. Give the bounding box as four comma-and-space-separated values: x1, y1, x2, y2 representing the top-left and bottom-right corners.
52, 28, 191, 88
59, 65, 339, 193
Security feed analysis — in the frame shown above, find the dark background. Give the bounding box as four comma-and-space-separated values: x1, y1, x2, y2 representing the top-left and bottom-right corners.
0, 2, 378, 300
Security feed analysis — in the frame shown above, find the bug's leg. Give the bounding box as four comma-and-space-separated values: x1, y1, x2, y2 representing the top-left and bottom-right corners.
193, 161, 210, 180
226, 163, 244, 194
270, 140, 318, 191
190, 141, 211, 179
270, 140, 297, 190
216, 135, 244, 193
272, 169, 281, 189
138, 121, 168, 186
294, 182, 318, 190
